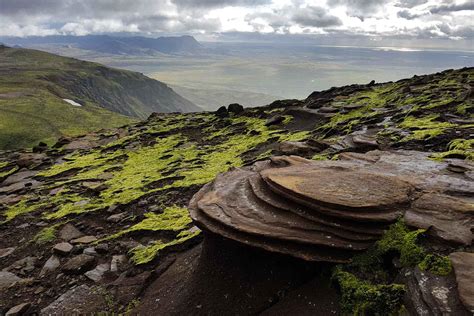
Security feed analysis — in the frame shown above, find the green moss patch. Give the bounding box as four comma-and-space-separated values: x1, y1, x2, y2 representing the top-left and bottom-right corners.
332, 267, 405, 315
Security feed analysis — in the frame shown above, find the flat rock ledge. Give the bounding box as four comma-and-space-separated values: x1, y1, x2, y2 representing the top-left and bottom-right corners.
189, 150, 474, 263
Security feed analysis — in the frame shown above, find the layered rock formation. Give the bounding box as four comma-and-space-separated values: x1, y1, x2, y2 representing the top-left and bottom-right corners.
190, 151, 473, 263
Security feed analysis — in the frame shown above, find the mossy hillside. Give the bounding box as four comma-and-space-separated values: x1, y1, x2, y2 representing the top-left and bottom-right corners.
2, 111, 312, 263
314, 68, 472, 151
332, 221, 453, 314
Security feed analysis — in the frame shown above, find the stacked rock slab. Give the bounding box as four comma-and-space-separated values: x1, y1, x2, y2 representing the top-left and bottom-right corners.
189, 150, 474, 263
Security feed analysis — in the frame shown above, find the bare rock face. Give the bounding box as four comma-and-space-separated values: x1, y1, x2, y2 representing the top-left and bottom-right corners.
450, 252, 474, 313
189, 150, 473, 262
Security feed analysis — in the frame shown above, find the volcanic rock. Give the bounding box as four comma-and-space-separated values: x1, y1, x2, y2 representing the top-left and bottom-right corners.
62, 254, 96, 274
70, 235, 97, 244
53, 242, 73, 256
40, 284, 108, 315
189, 151, 474, 262
0, 271, 22, 290
59, 224, 83, 241
449, 252, 474, 313
40, 255, 60, 276
227, 103, 244, 114
5, 303, 30, 316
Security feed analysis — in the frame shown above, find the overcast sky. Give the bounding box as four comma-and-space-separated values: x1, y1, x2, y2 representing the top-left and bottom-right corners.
0, 0, 472, 47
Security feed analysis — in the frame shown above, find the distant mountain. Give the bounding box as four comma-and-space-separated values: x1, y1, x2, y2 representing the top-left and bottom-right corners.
0, 45, 200, 149
0, 35, 202, 55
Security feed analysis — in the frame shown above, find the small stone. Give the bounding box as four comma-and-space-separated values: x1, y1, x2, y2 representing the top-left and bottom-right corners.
59, 224, 83, 241
95, 243, 109, 254
0, 271, 22, 290
106, 204, 119, 213
40, 255, 60, 276
110, 255, 128, 273
53, 242, 73, 256
265, 115, 285, 126
215, 106, 228, 118
62, 254, 96, 274
107, 212, 127, 223
71, 236, 97, 245
0, 247, 15, 259
83, 247, 97, 256
227, 103, 244, 114
5, 303, 30, 316
16, 223, 30, 229
84, 263, 110, 282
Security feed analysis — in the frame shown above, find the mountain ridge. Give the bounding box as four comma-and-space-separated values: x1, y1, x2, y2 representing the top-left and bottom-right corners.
0, 45, 200, 149
0, 35, 202, 56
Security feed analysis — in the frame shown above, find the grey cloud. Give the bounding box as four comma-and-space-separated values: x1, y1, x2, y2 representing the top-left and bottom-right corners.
429, 2, 474, 14
292, 6, 342, 28
397, 9, 422, 19
329, 0, 391, 16
395, 0, 428, 8
171, 0, 271, 8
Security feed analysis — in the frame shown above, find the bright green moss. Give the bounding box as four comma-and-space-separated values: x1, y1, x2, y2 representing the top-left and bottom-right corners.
332, 267, 406, 315
0, 165, 19, 179
32, 222, 64, 244
129, 229, 201, 265
105, 206, 192, 240
418, 254, 452, 276
376, 221, 426, 267
312, 154, 329, 161
431, 138, 474, 161
399, 114, 455, 141
280, 131, 311, 142
2, 198, 47, 222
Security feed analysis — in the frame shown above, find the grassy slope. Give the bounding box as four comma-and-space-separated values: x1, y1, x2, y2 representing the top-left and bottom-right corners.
0, 46, 191, 149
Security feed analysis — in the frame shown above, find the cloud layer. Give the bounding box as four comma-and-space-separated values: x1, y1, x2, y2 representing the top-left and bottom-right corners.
0, 0, 472, 42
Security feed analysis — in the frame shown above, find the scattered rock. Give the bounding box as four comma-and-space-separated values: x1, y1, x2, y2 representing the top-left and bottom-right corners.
84, 263, 110, 282
95, 243, 109, 254
5, 303, 30, 316
53, 242, 73, 256
0, 247, 15, 259
215, 106, 228, 118
40, 284, 108, 315
107, 212, 127, 223
32, 141, 48, 153
265, 115, 285, 126
62, 254, 96, 274
6, 256, 37, 275
70, 235, 97, 245
278, 141, 316, 156
83, 247, 97, 256
227, 103, 244, 114
40, 255, 61, 276
0, 271, 22, 290
450, 252, 474, 313
59, 224, 83, 241
110, 255, 128, 273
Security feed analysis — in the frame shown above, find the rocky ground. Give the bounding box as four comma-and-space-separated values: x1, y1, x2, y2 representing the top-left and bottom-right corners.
0, 67, 472, 315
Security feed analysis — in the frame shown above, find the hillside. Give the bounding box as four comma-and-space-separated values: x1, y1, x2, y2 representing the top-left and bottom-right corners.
0, 35, 203, 56
0, 45, 199, 149
0, 68, 472, 315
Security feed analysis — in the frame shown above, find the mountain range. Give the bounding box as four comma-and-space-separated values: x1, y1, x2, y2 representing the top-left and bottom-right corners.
0, 35, 202, 56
